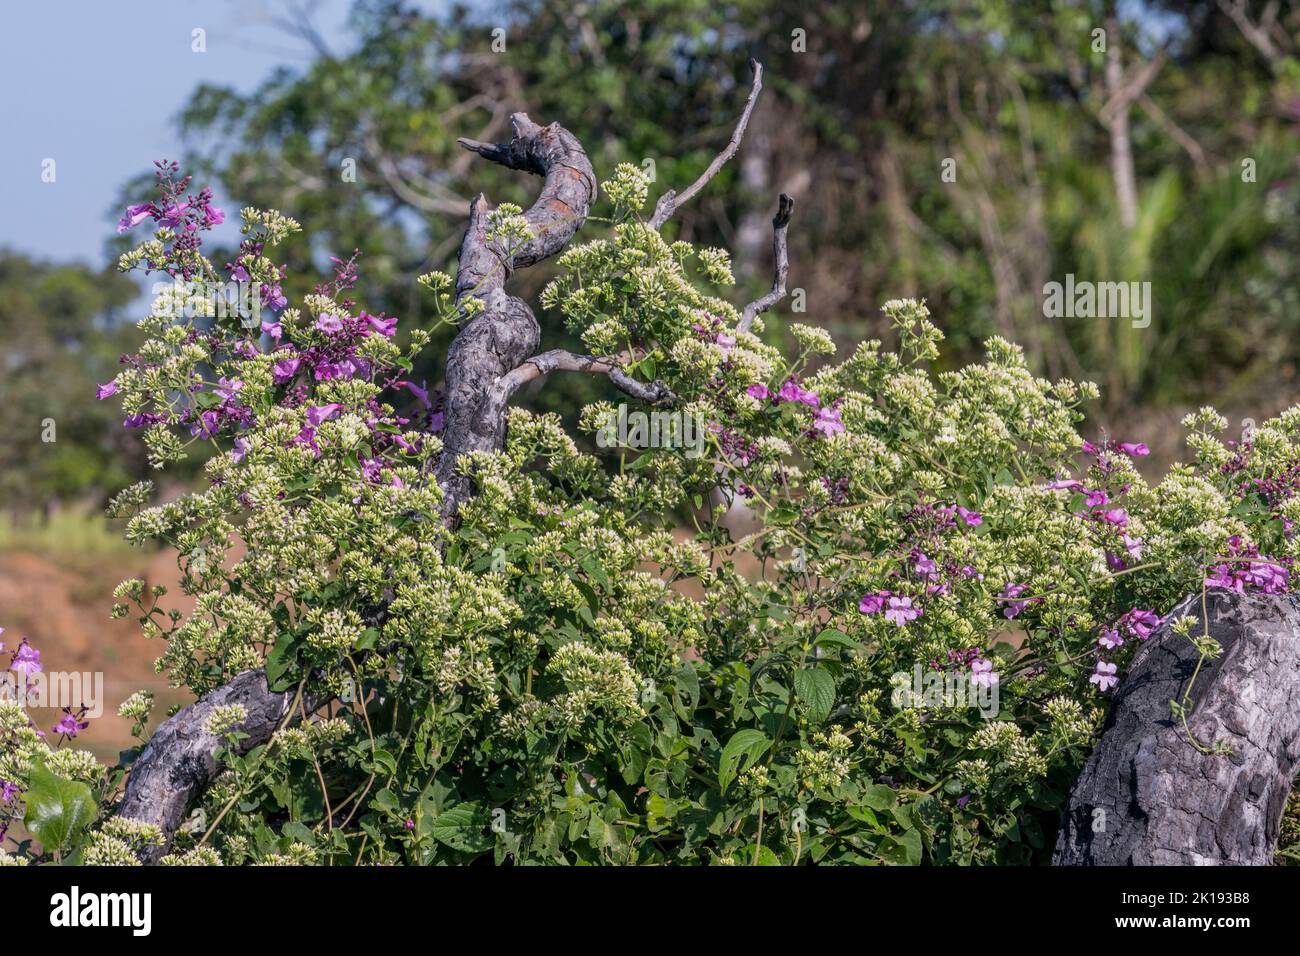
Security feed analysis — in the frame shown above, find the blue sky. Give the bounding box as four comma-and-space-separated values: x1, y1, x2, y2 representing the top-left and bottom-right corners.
0, 0, 449, 267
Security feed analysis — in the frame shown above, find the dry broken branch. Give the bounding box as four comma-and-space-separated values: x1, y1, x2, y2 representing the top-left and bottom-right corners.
648, 59, 764, 230
738, 194, 793, 334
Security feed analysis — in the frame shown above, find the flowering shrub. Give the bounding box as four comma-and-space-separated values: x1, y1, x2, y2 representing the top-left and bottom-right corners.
7, 162, 1300, 866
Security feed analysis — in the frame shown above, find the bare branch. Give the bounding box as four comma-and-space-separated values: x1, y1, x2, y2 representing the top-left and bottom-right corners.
648, 59, 765, 230
1218, 0, 1284, 68
1138, 93, 1209, 178
738, 194, 793, 334
492, 348, 675, 408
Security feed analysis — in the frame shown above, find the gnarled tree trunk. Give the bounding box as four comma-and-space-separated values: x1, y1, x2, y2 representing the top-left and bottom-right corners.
1053, 589, 1300, 865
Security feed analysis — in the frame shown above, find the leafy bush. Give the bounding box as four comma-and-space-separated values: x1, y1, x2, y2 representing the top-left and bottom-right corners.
4, 162, 1297, 866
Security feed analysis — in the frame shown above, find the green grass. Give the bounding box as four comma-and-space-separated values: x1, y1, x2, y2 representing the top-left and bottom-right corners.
0, 508, 134, 562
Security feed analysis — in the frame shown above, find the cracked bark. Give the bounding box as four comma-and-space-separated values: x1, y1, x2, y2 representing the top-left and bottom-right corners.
1053, 590, 1300, 865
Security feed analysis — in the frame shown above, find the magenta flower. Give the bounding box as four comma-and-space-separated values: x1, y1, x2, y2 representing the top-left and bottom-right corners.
397, 380, 431, 408
1118, 442, 1149, 457
1119, 609, 1160, 640
364, 313, 398, 337
956, 506, 982, 527
778, 379, 819, 407
746, 383, 771, 401
884, 596, 920, 626
272, 357, 301, 384
232, 437, 251, 463
1084, 489, 1109, 507
261, 320, 283, 341
1098, 627, 1123, 650
95, 380, 118, 400
1045, 479, 1083, 492
116, 203, 154, 233
1090, 660, 1119, 692
316, 313, 344, 333
305, 404, 343, 427
858, 591, 891, 615
1099, 508, 1128, 528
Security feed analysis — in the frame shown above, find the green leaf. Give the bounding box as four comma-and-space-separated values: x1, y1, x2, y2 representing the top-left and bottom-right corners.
859, 784, 899, 811
428, 803, 494, 854
281, 821, 317, 846
717, 729, 769, 794
792, 668, 836, 723
813, 628, 859, 651
23, 763, 96, 854
877, 828, 923, 865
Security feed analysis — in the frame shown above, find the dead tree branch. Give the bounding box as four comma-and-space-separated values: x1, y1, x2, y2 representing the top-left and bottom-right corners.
648, 59, 764, 230
737, 194, 793, 334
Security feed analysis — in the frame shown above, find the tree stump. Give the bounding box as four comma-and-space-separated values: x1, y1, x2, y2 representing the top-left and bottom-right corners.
1053, 590, 1300, 865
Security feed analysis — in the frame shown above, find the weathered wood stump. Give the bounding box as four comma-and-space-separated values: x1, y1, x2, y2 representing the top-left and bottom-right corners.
1053, 590, 1300, 865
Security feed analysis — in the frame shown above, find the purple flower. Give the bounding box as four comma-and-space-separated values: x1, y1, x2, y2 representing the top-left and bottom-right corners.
189, 410, 221, 439
746, 383, 771, 401
1090, 660, 1119, 692
364, 313, 398, 337
305, 403, 343, 427
1084, 489, 1109, 507
1118, 442, 1149, 457
292, 425, 321, 457
316, 313, 344, 333
778, 379, 819, 407
261, 283, 288, 310
272, 357, 301, 384
397, 380, 431, 409
970, 658, 999, 688
158, 202, 191, 227
429, 411, 445, 433
1045, 479, 1083, 492
10, 640, 42, 675
1099, 508, 1129, 528
956, 506, 982, 527
884, 596, 921, 626
95, 379, 118, 400
116, 203, 154, 233
812, 406, 845, 436
404, 818, 416, 831
53, 710, 88, 738
999, 582, 1032, 620
1119, 608, 1160, 641
0, 779, 19, 803
1098, 627, 1123, 650
232, 437, 251, 463
261, 321, 283, 341
956, 794, 971, 809
858, 591, 891, 615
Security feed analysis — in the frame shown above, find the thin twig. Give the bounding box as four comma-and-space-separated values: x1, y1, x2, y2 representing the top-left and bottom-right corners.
649, 59, 765, 229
